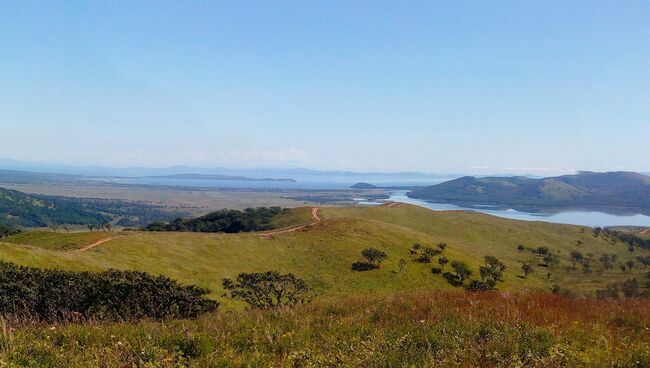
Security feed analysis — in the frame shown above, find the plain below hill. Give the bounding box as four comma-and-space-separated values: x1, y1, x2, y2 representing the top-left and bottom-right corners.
408, 171, 650, 212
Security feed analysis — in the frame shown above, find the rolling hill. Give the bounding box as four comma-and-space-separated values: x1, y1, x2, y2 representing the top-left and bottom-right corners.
1, 204, 648, 309
408, 171, 650, 212
0, 187, 109, 227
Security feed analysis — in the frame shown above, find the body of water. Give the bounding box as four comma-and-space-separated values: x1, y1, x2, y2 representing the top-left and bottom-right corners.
381, 191, 650, 227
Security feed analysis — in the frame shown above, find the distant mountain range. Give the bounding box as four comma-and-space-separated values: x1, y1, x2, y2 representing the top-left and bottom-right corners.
0, 158, 456, 184
408, 171, 650, 212
143, 174, 296, 182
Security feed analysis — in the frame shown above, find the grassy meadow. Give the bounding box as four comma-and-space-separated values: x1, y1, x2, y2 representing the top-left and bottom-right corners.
1, 204, 649, 366
0, 291, 648, 367
0, 204, 648, 309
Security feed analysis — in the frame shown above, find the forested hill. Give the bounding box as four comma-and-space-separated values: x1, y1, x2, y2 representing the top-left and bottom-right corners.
0, 187, 108, 227
408, 171, 650, 211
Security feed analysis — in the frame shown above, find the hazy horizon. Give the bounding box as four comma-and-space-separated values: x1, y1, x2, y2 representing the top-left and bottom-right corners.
2, 2, 649, 174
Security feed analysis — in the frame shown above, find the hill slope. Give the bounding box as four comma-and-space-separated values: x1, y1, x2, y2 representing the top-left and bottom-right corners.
409, 171, 650, 211
0, 187, 109, 227
1, 204, 647, 308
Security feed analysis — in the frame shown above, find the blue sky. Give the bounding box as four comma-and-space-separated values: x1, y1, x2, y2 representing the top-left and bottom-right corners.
1, 1, 649, 174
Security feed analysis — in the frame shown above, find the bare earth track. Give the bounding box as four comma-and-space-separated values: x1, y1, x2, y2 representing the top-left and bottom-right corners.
259, 207, 320, 238
74, 235, 122, 252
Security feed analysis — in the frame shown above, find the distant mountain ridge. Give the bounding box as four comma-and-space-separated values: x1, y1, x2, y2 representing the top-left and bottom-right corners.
408, 171, 650, 212
142, 174, 296, 182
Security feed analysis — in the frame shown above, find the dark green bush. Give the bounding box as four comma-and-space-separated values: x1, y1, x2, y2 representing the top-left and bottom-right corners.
144, 207, 287, 233
223, 271, 312, 309
0, 224, 21, 239
0, 261, 217, 321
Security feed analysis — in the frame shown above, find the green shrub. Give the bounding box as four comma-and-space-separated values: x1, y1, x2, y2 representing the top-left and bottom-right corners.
222, 271, 312, 309
0, 261, 217, 321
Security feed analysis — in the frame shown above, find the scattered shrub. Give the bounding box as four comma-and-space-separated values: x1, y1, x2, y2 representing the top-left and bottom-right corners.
361, 248, 387, 268
222, 271, 313, 309
351, 262, 378, 271
431, 267, 442, 274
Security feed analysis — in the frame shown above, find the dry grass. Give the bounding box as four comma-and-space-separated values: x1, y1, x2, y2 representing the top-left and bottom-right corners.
0, 291, 648, 367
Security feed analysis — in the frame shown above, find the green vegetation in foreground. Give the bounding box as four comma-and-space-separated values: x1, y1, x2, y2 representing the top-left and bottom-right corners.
1, 204, 649, 308
0, 292, 648, 367
0, 261, 216, 321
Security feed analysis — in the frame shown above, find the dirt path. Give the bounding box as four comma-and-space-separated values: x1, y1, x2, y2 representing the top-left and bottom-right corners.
386, 202, 398, 207
640, 228, 649, 235
74, 235, 122, 252
259, 208, 320, 238
311, 207, 321, 221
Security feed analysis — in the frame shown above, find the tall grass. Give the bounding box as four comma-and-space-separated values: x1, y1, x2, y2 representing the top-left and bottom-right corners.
0, 291, 648, 367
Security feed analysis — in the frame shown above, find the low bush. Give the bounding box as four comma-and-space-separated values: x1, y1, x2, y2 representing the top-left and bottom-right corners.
351, 262, 378, 271
0, 261, 217, 322
222, 271, 313, 309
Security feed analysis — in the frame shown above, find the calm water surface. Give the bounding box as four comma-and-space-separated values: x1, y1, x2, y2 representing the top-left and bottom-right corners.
384, 191, 650, 227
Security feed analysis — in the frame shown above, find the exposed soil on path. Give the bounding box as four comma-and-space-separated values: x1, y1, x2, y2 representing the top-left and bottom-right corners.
259, 208, 320, 238
74, 235, 122, 252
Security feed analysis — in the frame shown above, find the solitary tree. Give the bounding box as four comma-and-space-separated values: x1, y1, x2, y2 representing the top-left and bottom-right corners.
521, 263, 534, 278
570, 251, 584, 270
105, 223, 112, 232
222, 271, 312, 309
87, 224, 94, 232
438, 256, 449, 271
517, 244, 526, 253
398, 258, 407, 273
479, 256, 506, 288
361, 248, 387, 268
451, 261, 472, 282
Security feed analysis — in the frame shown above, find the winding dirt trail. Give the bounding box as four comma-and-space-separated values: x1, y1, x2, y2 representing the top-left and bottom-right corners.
74, 235, 122, 252
386, 202, 398, 207
640, 228, 649, 235
259, 207, 320, 238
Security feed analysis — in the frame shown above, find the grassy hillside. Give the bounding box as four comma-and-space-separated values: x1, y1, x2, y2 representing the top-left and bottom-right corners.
409, 171, 650, 212
1, 204, 647, 308
1, 291, 648, 367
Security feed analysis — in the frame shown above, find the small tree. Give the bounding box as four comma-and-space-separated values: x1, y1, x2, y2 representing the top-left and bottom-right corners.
451, 261, 472, 282
521, 263, 534, 278
570, 251, 584, 270
437, 242, 447, 251
105, 223, 112, 232
517, 244, 526, 253
63, 226, 70, 234
87, 224, 94, 232
361, 248, 387, 268
398, 258, 407, 273
479, 255, 506, 288
626, 260, 635, 272
438, 256, 449, 271
222, 271, 312, 309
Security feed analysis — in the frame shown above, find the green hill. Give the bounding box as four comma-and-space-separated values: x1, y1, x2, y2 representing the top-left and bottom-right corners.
409, 171, 650, 212
0, 187, 109, 227
1, 204, 647, 308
